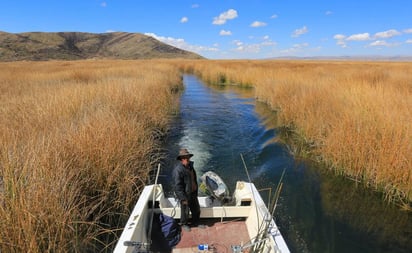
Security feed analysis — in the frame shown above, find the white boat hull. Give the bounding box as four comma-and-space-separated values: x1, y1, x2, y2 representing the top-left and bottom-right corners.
114, 181, 290, 253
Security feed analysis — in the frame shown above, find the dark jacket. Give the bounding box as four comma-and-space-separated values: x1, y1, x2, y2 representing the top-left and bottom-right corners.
172, 161, 198, 202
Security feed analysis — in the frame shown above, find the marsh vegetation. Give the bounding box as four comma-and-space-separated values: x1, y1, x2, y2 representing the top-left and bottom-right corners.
0, 59, 410, 252
0, 60, 182, 252
180, 60, 411, 208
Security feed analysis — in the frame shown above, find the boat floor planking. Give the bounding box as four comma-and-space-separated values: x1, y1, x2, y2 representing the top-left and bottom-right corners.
173, 218, 250, 252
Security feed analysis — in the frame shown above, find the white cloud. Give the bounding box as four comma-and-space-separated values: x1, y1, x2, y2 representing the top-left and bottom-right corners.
280, 43, 309, 54
192, 4, 200, 8
293, 43, 309, 49
220, 30, 232, 36
333, 34, 346, 40
333, 29, 407, 50
235, 45, 244, 51
144, 33, 218, 53
270, 14, 278, 19
213, 9, 238, 25
333, 34, 347, 48
180, 17, 188, 23
261, 35, 276, 46
403, 28, 412, 34
292, 26, 308, 37
250, 21, 267, 27
325, 11, 333, 15
374, 29, 401, 39
232, 40, 243, 47
346, 33, 371, 41
336, 40, 347, 48
406, 39, 412, 44
234, 44, 261, 53
146, 33, 185, 45
261, 40, 276, 46
101, 2, 107, 7
369, 40, 400, 47
230, 37, 276, 54
369, 40, 390, 47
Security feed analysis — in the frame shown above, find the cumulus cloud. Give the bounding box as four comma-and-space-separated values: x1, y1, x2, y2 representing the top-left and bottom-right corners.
220, 30, 232, 36
232, 40, 260, 53
336, 40, 347, 48
333, 34, 346, 40
230, 37, 277, 54
292, 26, 308, 37
280, 43, 309, 54
145, 32, 218, 53
233, 43, 261, 53
346, 33, 371, 41
270, 14, 278, 19
293, 43, 309, 49
333, 34, 347, 48
232, 40, 243, 47
180, 17, 188, 23
369, 40, 400, 47
213, 9, 238, 25
406, 39, 412, 44
334, 28, 408, 50
250, 21, 267, 27
403, 28, 412, 34
374, 29, 401, 39
369, 40, 390, 47
261, 35, 276, 46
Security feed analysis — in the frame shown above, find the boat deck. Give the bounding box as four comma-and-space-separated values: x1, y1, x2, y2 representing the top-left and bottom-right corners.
173, 218, 251, 253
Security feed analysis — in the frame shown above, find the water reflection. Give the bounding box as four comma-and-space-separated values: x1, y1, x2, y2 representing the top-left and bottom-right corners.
159, 75, 412, 253
319, 171, 412, 251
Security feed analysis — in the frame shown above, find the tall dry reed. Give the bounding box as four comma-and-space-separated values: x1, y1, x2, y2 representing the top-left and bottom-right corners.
180, 60, 411, 208
0, 60, 182, 252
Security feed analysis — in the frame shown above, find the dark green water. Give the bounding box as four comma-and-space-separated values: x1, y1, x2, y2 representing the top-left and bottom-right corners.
158, 75, 412, 253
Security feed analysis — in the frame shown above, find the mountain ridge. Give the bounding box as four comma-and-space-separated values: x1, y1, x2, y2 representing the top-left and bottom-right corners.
0, 31, 204, 61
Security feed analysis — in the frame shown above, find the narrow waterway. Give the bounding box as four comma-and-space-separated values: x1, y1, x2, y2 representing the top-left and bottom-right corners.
159, 75, 412, 253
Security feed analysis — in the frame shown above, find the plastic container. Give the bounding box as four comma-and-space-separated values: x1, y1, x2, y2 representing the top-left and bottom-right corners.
198, 244, 209, 251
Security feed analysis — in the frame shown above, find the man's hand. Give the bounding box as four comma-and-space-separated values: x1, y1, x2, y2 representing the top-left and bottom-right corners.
181, 200, 188, 205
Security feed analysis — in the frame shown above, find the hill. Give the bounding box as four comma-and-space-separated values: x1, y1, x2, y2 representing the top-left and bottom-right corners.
0, 31, 204, 61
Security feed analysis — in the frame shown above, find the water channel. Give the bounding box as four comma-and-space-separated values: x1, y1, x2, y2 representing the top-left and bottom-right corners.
158, 75, 412, 253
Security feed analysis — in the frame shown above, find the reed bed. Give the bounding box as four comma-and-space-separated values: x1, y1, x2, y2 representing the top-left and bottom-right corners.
0, 60, 182, 252
1, 58, 411, 252
179, 60, 412, 208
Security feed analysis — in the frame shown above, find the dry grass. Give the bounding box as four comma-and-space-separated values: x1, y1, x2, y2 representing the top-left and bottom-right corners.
1, 58, 411, 252
179, 60, 412, 207
0, 60, 182, 252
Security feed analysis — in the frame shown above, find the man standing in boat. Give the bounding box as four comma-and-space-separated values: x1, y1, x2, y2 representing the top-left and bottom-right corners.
173, 148, 201, 232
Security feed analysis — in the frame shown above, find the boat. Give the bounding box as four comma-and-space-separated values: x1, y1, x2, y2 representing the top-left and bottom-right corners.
199, 171, 230, 201
113, 175, 290, 253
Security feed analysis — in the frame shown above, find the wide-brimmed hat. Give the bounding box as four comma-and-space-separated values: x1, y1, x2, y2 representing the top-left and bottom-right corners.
176, 148, 193, 160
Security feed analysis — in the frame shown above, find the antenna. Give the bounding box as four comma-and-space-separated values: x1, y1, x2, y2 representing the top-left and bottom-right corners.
147, 163, 161, 248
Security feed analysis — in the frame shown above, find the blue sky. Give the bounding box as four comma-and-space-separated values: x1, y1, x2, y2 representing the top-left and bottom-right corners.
1, 0, 411, 59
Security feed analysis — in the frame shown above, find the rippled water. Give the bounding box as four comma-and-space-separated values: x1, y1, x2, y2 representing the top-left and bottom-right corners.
158, 75, 412, 253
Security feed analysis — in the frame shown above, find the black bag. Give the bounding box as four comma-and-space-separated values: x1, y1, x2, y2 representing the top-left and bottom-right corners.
151, 213, 181, 252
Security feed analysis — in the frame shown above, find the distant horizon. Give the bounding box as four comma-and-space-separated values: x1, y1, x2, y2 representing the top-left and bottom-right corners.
1, 1, 411, 59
